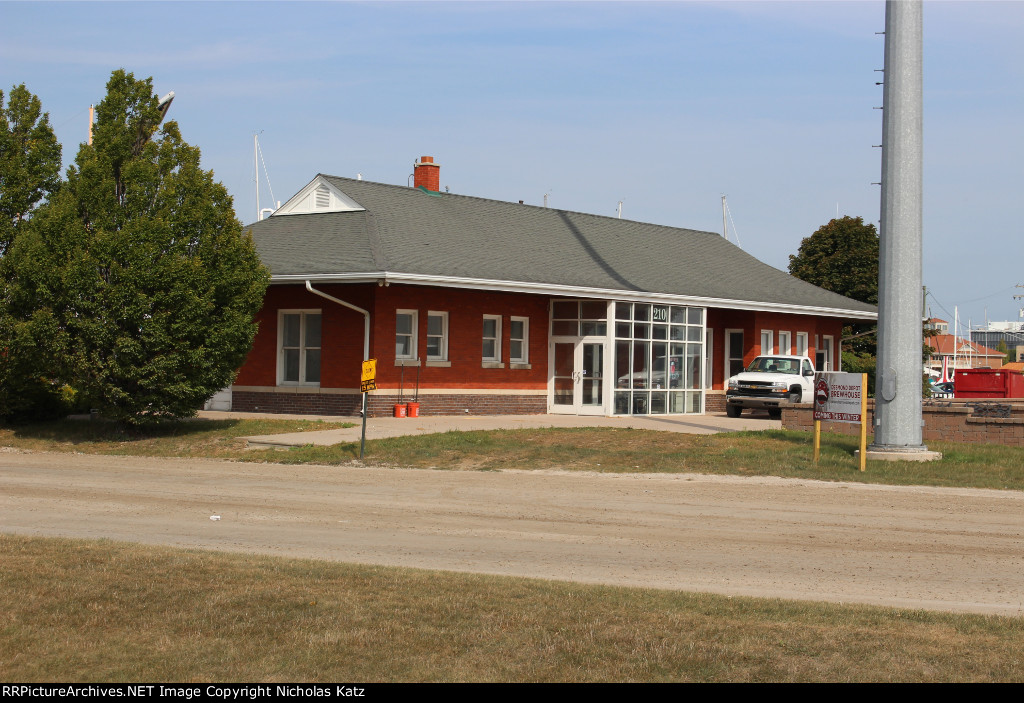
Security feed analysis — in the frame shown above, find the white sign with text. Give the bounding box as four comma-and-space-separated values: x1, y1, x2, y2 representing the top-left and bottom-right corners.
812, 372, 864, 423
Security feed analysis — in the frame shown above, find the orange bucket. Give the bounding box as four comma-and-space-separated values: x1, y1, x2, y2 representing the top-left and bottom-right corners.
393, 403, 407, 418
406, 402, 420, 418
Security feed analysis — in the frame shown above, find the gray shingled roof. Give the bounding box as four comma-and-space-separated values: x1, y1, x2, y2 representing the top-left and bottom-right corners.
246, 175, 876, 318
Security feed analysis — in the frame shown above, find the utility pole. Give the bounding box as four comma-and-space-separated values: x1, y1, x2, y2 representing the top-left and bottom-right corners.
868, 0, 940, 461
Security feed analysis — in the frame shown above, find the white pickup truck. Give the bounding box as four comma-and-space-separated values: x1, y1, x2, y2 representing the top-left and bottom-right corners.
725, 355, 816, 419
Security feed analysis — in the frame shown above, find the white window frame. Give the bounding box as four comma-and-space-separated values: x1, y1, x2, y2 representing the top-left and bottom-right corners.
796, 332, 809, 358
760, 329, 774, 356
396, 309, 418, 361
820, 335, 834, 371
426, 311, 449, 361
778, 331, 792, 355
278, 309, 322, 386
725, 328, 744, 379
510, 316, 529, 364
482, 314, 502, 362
704, 328, 714, 389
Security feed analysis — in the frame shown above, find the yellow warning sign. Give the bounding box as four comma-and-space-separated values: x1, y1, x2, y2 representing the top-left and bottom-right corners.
361, 359, 377, 393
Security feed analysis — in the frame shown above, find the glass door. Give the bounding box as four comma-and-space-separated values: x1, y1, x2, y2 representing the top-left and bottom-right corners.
550, 339, 606, 415
552, 341, 576, 410
579, 342, 604, 414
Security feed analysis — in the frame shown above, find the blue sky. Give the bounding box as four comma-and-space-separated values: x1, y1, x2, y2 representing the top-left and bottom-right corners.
3, 0, 1022, 332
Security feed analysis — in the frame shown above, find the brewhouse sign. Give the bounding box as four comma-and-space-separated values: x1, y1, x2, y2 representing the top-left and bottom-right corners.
812, 372, 863, 423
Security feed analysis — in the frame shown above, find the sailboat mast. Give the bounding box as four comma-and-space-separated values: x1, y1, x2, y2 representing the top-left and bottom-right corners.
721, 195, 728, 241
254, 133, 260, 222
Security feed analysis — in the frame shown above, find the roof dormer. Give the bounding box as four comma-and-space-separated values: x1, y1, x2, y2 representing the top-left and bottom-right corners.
272, 175, 365, 216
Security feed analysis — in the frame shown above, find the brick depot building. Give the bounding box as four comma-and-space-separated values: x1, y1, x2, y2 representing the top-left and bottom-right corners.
231, 157, 876, 417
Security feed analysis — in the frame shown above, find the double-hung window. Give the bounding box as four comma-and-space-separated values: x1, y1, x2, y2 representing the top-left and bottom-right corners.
509, 316, 529, 364
818, 335, 834, 371
778, 331, 792, 355
427, 311, 448, 361
725, 329, 744, 378
796, 332, 809, 358
280, 310, 321, 385
482, 315, 502, 362
396, 310, 418, 360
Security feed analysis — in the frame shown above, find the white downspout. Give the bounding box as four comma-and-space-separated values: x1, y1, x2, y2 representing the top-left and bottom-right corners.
305, 280, 370, 361
305, 280, 373, 460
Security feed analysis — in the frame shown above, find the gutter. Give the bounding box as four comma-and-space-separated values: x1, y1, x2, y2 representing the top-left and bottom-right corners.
280, 273, 877, 321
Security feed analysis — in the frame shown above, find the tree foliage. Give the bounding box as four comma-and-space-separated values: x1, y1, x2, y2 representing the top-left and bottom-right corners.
0, 85, 64, 419
0, 84, 62, 257
2, 71, 269, 424
788, 216, 879, 305
789, 215, 879, 361
996, 339, 1015, 365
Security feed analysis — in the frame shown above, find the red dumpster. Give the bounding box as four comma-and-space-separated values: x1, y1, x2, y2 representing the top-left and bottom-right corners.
954, 369, 1024, 399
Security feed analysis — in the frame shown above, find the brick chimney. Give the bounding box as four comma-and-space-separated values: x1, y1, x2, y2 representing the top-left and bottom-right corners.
413, 156, 440, 192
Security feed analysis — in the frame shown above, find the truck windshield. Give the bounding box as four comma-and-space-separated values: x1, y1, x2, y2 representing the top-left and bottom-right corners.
745, 357, 798, 374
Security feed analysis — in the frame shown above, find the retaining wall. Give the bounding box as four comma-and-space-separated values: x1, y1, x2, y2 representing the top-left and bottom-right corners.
781, 398, 1024, 447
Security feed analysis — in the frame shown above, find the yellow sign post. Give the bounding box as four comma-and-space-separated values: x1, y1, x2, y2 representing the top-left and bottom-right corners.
858, 373, 868, 472
358, 359, 376, 460
812, 372, 868, 472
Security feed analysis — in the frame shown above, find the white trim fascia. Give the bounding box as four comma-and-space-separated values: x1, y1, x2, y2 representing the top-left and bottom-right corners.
270, 271, 877, 320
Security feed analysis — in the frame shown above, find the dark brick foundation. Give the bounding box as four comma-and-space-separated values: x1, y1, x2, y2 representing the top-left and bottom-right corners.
704, 392, 726, 413
232, 390, 547, 417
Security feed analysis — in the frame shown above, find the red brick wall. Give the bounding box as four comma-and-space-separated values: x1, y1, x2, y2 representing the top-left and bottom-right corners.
236, 282, 549, 392
234, 283, 375, 388
369, 284, 548, 390
237, 283, 858, 416
705, 310, 844, 389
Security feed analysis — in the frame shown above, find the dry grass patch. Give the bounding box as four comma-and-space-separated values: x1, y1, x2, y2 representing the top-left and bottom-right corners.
0, 417, 353, 459
1, 535, 1021, 682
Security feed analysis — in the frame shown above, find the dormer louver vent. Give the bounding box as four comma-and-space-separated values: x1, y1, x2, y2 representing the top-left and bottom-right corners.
315, 185, 331, 209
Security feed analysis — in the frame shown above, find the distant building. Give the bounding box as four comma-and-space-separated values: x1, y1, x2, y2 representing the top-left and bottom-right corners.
926, 334, 1004, 379
970, 321, 1023, 364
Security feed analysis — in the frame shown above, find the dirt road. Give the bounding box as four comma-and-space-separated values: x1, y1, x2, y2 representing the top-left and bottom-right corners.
2, 449, 1022, 615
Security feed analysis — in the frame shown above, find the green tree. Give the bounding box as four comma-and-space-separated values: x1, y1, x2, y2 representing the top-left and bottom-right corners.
4, 70, 269, 424
789, 215, 879, 369
789, 215, 879, 305
996, 339, 1015, 365
0, 84, 62, 257
0, 84, 64, 421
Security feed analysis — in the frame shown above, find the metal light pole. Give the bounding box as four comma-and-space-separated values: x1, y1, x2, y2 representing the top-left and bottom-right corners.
869, 1, 939, 460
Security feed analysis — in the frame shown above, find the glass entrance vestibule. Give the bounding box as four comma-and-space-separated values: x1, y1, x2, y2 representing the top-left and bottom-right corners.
548, 300, 705, 416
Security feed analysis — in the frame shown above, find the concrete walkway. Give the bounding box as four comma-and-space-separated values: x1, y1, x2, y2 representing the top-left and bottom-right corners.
195, 410, 780, 449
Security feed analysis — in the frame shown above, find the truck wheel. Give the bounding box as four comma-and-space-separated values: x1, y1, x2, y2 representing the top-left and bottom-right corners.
788, 389, 802, 403
726, 405, 742, 418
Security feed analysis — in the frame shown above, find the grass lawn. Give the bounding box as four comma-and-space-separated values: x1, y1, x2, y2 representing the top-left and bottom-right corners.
2, 419, 1023, 490
2, 534, 1022, 682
